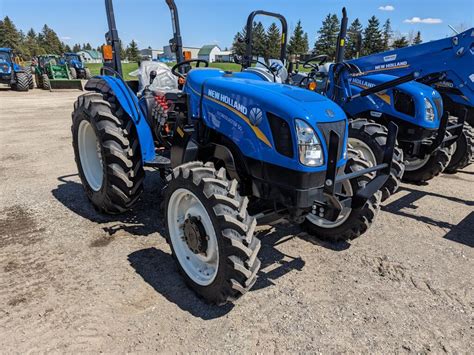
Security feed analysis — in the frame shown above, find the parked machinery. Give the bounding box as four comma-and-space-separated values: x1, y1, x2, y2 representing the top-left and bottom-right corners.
0, 48, 34, 91
288, 9, 459, 183
348, 28, 474, 173
70, 0, 396, 304
32, 54, 83, 90
63, 52, 92, 80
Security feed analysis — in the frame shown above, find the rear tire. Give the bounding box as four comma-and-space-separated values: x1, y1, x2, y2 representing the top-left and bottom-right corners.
301, 148, 381, 242
42, 74, 51, 90
24, 67, 34, 89
445, 121, 474, 173
164, 161, 261, 305
12, 72, 29, 92
348, 118, 405, 201
72, 92, 145, 214
69, 67, 77, 79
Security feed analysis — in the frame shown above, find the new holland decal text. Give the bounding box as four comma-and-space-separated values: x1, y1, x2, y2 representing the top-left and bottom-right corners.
207, 89, 248, 115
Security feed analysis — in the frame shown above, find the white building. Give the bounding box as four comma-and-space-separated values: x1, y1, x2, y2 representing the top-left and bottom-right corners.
139, 48, 164, 61
77, 50, 103, 64
162, 45, 200, 61
198, 45, 222, 63
215, 50, 233, 63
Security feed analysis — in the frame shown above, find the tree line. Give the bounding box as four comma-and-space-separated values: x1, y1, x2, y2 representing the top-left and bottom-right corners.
232, 14, 423, 60
0, 16, 141, 61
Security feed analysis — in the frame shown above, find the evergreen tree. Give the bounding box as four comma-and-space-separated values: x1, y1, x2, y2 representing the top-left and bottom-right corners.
363, 16, 384, 55
126, 40, 140, 62
39, 25, 64, 54
382, 19, 393, 51
314, 13, 339, 60
252, 21, 267, 58
24, 28, 41, 58
412, 31, 422, 45
288, 20, 309, 56
346, 18, 363, 59
231, 28, 246, 56
64, 44, 72, 52
72, 43, 81, 52
265, 22, 281, 59
392, 36, 409, 49
0, 16, 21, 51
84, 43, 92, 50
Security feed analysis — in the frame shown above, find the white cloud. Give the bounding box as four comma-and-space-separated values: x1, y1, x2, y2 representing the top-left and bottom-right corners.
404, 17, 443, 24
61, 36, 72, 40
379, 5, 395, 11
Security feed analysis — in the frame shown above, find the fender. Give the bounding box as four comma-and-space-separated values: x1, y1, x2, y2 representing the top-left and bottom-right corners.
84, 76, 156, 163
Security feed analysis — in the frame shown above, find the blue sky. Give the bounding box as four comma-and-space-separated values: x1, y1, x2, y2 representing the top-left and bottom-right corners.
1, 0, 472, 49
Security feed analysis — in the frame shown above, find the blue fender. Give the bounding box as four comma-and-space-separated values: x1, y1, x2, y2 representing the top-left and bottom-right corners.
85, 76, 156, 164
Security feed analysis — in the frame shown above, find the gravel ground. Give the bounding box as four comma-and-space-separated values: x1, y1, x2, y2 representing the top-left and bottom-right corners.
0, 89, 473, 353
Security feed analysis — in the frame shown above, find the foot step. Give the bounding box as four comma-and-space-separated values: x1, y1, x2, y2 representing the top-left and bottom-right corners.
144, 155, 171, 168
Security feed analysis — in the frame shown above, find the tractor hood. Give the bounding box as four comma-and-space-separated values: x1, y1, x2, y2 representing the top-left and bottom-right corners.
184, 68, 348, 172
185, 68, 347, 125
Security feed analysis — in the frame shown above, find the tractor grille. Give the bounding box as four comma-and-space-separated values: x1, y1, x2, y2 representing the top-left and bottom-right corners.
317, 120, 346, 160
434, 98, 443, 119
268, 112, 294, 158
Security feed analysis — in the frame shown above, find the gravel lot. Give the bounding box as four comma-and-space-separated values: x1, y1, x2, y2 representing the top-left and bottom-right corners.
0, 89, 473, 353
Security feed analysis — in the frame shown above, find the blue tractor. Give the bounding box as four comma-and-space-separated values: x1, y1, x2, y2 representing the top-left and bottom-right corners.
71, 0, 396, 304
348, 28, 474, 174
284, 9, 459, 184
0, 48, 34, 91
63, 52, 92, 80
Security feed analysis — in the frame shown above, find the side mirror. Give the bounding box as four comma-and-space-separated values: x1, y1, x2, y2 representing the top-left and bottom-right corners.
149, 70, 157, 85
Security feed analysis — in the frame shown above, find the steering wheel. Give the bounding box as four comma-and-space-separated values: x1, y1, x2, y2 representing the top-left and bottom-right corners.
171, 59, 209, 79
303, 55, 328, 70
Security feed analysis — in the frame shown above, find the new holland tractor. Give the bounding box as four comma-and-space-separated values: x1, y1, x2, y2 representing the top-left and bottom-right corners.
63, 52, 92, 79
236, 10, 404, 200
0, 48, 34, 91
71, 0, 396, 305
348, 28, 474, 173
33, 54, 83, 90
286, 8, 460, 184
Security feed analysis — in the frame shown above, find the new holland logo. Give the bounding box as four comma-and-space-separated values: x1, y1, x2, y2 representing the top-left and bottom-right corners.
249, 107, 264, 126
325, 109, 335, 118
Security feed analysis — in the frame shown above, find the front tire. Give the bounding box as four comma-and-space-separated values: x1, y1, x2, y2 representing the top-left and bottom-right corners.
301, 148, 381, 242
72, 92, 145, 213
445, 121, 474, 173
69, 67, 77, 79
348, 118, 405, 201
403, 145, 453, 183
42, 74, 51, 90
164, 161, 261, 305
84, 67, 92, 80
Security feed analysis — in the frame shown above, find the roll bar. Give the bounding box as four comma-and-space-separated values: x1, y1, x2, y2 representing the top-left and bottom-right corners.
104, 0, 123, 77
165, 0, 185, 68
103, 0, 186, 76
335, 7, 348, 63
242, 10, 288, 69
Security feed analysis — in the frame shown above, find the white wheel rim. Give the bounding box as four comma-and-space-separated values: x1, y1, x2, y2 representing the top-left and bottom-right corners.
306, 180, 353, 228
405, 155, 430, 171
348, 138, 377, 167
78, 120, 103, 191
167, 188, 219, 286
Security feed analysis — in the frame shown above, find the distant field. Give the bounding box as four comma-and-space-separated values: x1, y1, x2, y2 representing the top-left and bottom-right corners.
86, 61, 308, 80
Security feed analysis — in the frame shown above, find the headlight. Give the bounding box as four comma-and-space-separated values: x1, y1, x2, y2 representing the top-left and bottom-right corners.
424, 98, 435, 122
295, 119, 324, 166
